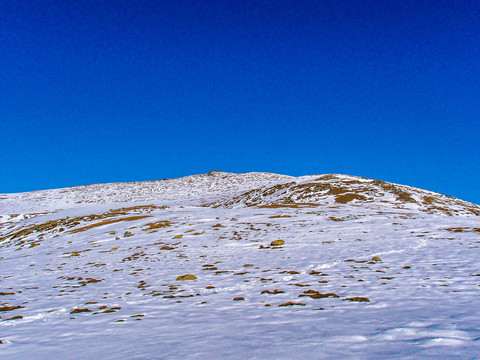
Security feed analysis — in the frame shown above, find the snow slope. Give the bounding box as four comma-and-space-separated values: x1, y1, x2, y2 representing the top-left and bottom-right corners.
1, 172, 479, 359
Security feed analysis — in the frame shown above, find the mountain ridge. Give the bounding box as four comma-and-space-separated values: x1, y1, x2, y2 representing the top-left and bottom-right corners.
1, 171, 478, 217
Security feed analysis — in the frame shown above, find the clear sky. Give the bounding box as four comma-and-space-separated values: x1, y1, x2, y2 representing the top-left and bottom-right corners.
1, 1, 479, 204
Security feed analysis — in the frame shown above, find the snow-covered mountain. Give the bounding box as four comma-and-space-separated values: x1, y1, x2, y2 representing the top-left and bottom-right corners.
1, 172, 479, 359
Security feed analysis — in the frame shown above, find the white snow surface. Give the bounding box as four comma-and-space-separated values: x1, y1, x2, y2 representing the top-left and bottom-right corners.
1, 172, 480, 359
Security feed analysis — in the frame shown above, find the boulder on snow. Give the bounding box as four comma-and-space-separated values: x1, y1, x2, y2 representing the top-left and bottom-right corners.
176, 274, 197, 281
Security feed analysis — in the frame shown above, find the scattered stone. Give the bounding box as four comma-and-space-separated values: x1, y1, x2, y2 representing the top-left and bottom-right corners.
343, 297, 370, 302
176, 274, 197, 281
214, 270, 230, 275
173, 235, 183, 239
243, 264, 254, 267
0, 292, 15, 296
233, 297, 245, 301
70, 308, 92, 314
299, 291, 339, 299
261, 289, 285, 295
278, 302, 306, 307
371, 256, 382, 262
83, 278, 102, 284
271, 240, 285, 246
280, 270, 299, 275
0, 305, 24, 312
403, 266, 411, 269
124, 231, 134, 238
4, 315, 23, 321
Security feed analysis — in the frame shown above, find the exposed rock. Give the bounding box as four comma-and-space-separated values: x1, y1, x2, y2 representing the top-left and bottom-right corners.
299, 291, 339, 299
176, 274, 197, 281
278, 302, 306, 307
343, 297, 370, 302
0, 305, 24, 312
261, 289, 285, 295
70, 308, 92, 314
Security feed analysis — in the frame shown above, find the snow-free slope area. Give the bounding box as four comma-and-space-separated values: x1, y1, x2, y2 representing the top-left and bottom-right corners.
1, 172, 480, 359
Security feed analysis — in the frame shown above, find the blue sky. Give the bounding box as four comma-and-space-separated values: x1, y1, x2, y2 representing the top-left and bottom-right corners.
1, 1, 479, 204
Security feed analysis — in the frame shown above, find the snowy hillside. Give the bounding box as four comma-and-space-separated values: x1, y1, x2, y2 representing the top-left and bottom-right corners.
1, 172, 479, 359
0, 171, 291, 216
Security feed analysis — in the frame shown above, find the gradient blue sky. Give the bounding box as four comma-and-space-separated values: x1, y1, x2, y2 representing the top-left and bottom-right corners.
2, 1, 479, 204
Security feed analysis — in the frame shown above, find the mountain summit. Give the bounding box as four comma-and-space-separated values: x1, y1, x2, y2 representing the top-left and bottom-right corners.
1, 172, 479, 359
